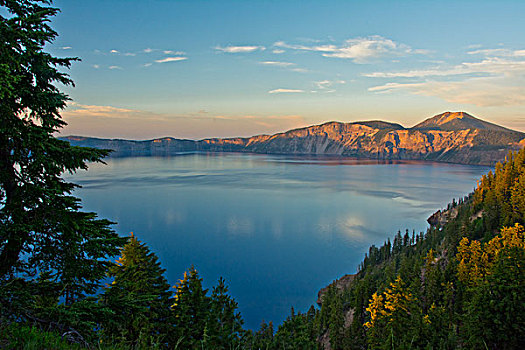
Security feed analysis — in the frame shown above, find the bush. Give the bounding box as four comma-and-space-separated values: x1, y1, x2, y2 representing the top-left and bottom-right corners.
0, 324, 84, 350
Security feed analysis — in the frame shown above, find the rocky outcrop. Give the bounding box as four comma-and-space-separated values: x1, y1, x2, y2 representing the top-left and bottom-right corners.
317, 274, 356, 306
61, 112, 525, 166
427, 207, 459, 227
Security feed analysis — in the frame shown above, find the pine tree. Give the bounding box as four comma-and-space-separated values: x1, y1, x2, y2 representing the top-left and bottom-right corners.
101, 234, 173, 347
273, 308, 318, 350
422, 248, 443, 310
510, 172, 525, 223
0, 0, 125, 334
456, 237, 483, 286
171, 265, 210, 348
251, 320, 275, 349
205, 277, 245, 349
364, 276, 422, 349
328, 294, 344, 350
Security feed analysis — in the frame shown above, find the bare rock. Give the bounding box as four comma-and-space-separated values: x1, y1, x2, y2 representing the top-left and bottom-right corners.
317, 274, 355, 306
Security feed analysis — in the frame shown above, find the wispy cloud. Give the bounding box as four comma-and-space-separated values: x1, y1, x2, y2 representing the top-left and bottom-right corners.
268, 88, 305, 94
64, 103, 140, 118
60, 46, 72, 50
323, 37, 409, 62
105, 50, 137, 57
274, 36, 424, 63
259, 61, 295, 67
155, 56, 188, 63
468, 48, 525, 57
258, 61, 307, 72
274, 40, 336, 52
365, 55, 525, 78
315, 80, 345, 89
369, 77, 525, 107
366, 48, 525, 106
312, 79, 346, 93
92, 64, 100, 69
142, 48, 185, 55
96, 47, 188, 64
164, 50, 186, 55
273, 49, 285, 54
215, 45, 265, 53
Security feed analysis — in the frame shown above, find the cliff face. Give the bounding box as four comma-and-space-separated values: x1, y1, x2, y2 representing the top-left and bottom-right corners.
62, 112, 525, 166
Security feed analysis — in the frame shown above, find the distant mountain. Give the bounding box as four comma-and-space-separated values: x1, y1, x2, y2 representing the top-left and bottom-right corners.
412, 111, 512, 132
61, 112, 525, 166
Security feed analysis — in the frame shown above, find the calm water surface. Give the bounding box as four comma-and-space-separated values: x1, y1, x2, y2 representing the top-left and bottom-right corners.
67, 153, 490, 329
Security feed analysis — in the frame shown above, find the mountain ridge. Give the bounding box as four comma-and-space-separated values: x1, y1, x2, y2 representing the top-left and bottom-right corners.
61, 112, 525, 166
412, 111, 512, 132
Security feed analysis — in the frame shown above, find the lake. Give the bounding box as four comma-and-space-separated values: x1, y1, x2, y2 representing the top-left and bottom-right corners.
66, 153, 490, 329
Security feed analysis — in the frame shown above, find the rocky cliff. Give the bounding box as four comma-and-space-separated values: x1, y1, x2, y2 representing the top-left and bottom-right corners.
61, 112, 525, 166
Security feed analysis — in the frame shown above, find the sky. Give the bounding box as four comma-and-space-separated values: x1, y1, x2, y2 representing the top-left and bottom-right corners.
44, 0, 525, 139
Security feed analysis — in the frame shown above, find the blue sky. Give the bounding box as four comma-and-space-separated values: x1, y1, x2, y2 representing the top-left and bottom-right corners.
46, 0, 525, 139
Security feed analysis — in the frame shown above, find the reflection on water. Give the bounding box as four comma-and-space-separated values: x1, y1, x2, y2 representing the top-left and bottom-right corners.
66, 153, 491, 329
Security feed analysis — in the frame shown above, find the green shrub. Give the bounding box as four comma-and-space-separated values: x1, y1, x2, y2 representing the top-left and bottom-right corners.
0, 324, 84, 350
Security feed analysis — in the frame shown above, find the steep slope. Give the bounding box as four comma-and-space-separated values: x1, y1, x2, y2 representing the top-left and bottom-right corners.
62, 112, 525, 166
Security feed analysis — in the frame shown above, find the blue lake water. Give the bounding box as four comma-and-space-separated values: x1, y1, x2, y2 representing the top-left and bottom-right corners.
66, 153, 490, 329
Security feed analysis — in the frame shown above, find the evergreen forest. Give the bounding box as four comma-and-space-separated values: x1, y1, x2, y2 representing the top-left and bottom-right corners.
1, 1, 524, 349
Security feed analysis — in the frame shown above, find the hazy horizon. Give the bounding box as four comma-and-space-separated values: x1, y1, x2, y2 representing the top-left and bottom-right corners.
61, 110, 516, 142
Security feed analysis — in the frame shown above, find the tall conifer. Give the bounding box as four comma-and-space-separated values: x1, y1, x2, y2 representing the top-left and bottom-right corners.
171, 265, 210, 348
205, 276, 245, 348
102, 234, 173, 347
0, 0, 125, 335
